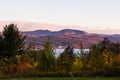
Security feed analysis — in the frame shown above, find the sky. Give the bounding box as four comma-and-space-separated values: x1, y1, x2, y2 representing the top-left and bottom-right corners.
0, 0, 120, 34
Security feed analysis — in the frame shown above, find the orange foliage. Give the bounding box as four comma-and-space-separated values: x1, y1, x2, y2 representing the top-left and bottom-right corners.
8, 60, 32, 73
115, 54, 120, 62
16, 60, 32, 71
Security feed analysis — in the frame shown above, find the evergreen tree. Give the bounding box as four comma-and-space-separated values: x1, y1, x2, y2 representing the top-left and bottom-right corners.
80, 42, 84, 55
100, 37, 110, 51
58, 45, 74, 72
0, 24, 26, 57
39, 38, 55, 71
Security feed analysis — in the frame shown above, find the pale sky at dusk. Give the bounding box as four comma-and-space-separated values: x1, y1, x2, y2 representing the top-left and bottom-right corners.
0, 0, 120, 34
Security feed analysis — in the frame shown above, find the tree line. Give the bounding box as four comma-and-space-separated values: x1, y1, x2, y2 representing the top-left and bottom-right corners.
0, 24, 120, 78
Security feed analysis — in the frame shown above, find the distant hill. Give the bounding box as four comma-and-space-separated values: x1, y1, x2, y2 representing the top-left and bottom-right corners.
23, 29, 120, 48
23, 29, 87, 36
106, 34, 120, 38
24, 30, 52, 36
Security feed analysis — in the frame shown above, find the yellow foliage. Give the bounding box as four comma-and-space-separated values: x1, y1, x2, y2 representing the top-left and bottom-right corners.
72, 56, 82, 72
33, 61, 39, 67
102, 50, 113, 66
15, 55, 21, 60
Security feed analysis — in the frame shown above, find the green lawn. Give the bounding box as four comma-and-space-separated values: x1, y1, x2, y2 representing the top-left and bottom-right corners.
8, 77, 120, 80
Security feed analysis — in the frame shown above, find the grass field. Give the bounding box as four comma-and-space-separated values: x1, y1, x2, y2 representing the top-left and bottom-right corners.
8, 77, 120, 80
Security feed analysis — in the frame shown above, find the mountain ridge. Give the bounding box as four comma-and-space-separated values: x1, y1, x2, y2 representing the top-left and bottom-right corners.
22, 29, 120, 48
23, 29, 88, 36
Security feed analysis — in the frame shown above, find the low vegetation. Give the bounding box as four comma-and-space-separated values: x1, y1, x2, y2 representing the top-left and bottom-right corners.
9, 77, 120, 80
0, 24, 120, 79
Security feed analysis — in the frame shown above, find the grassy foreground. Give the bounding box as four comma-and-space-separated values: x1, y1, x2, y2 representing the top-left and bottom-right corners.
8, 77, 120, 80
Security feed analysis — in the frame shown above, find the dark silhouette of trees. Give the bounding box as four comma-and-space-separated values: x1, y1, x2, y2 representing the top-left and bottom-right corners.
100, 37, 120, 55
0, 24, 26, 58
